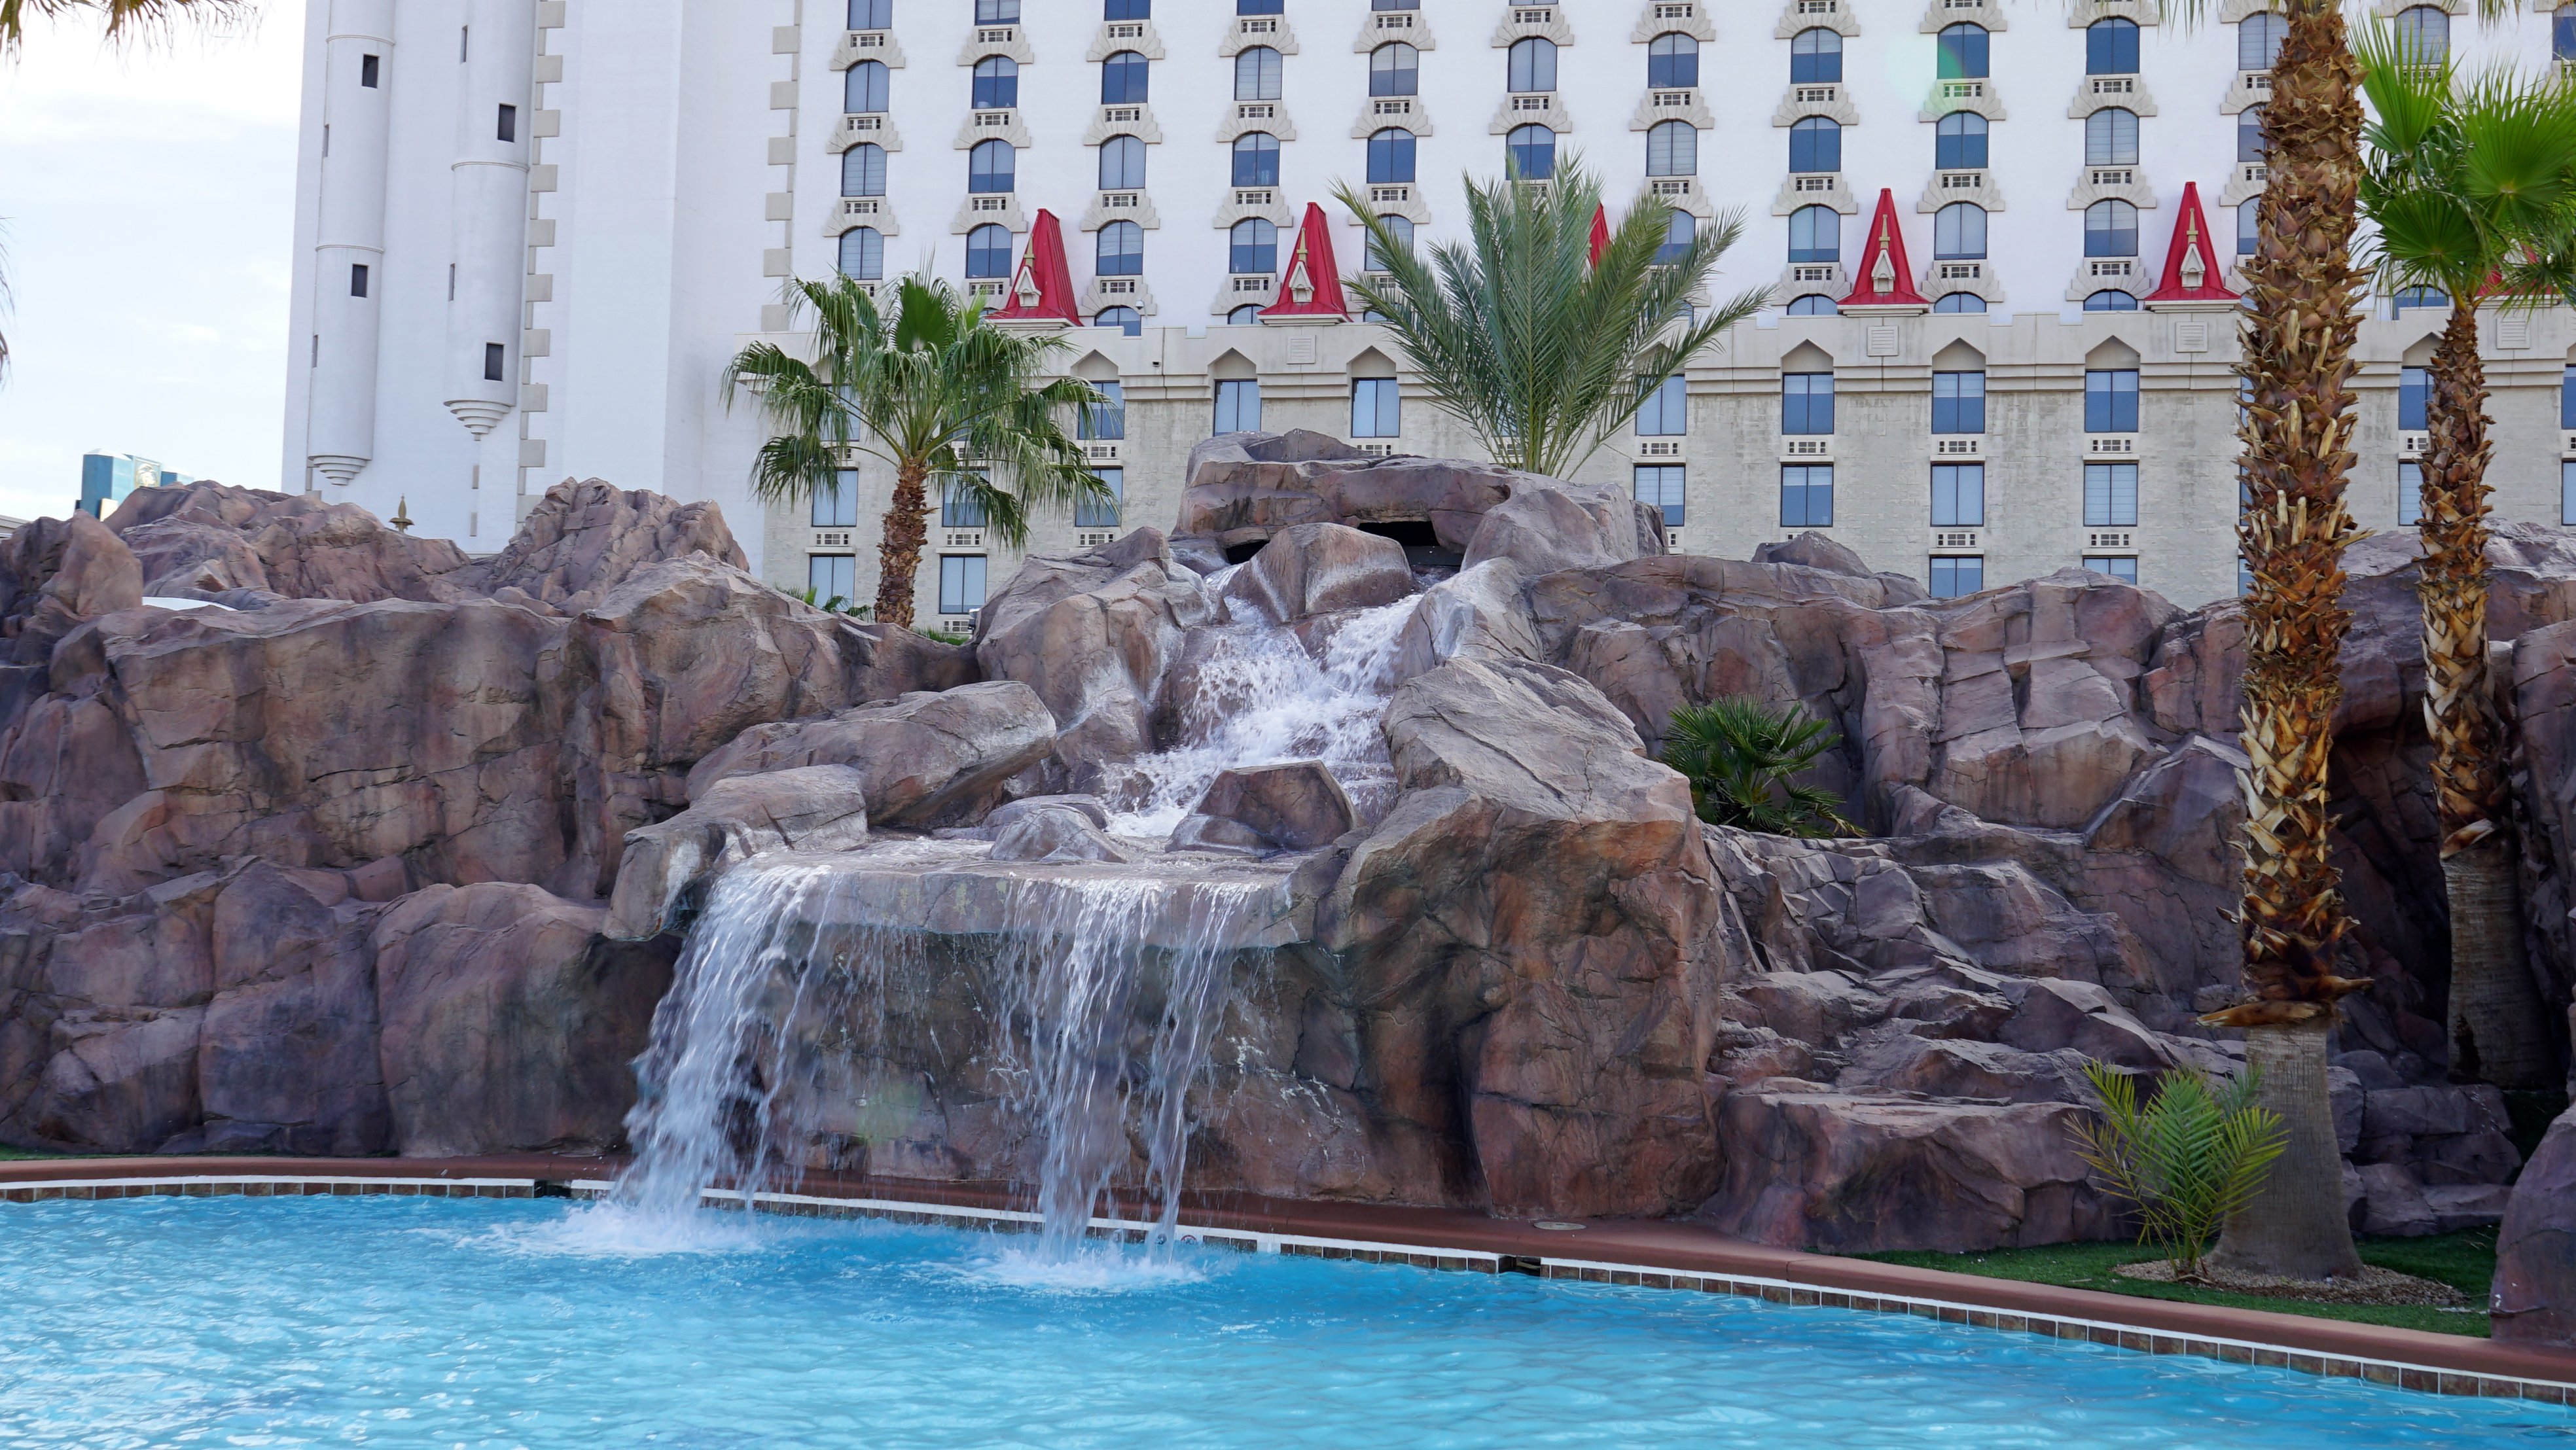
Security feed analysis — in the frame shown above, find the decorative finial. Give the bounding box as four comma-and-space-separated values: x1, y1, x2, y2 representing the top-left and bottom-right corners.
391, 497, 414, 533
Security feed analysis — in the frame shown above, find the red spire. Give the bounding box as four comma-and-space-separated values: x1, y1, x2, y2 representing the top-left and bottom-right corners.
1261, 203, 1351, 323
1589, 205, 1611, 268
2143, 182, 2241, 309
990, 209, 1081, 327
1838, 190, 1929, 313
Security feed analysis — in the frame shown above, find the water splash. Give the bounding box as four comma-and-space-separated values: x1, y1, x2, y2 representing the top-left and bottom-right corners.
1105, 592, 1419, 838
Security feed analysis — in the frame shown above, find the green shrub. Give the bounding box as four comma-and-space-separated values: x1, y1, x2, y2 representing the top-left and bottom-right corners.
1657, 696, 1854, 838
2069, 1060, 2289, 1281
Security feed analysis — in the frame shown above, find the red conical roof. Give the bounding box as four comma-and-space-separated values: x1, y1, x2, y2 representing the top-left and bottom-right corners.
2143, 182, 2240, 308
990, 209, 1081, 327
1838, 189, 1929, 311
1261, 203, 1351, 323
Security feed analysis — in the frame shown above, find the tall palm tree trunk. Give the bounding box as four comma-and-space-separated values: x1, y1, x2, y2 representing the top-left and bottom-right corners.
875, 460, 931, 629
2204, 0, 2369, 1283
2420, 304, 2555, 1088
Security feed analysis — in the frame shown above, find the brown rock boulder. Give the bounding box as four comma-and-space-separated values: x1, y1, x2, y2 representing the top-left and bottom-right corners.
1459, 478, 1666, 578
1189, 761, 1359, 851
105, 482, 472, 605
461, 477, 748, 613
603, 766, 874, 940
0, 512, 143, 665
973, 530, 1214, 766
1221, 523, 1412, 622
685, 681, 1056, 825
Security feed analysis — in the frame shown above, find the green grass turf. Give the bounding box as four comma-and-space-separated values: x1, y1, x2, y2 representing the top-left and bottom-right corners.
1851, 1230, 2498, 1338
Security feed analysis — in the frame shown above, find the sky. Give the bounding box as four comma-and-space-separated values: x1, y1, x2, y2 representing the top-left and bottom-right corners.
0, 0, 304, 523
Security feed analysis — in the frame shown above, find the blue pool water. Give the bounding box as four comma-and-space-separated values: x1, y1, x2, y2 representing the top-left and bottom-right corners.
0, 1197, 2567, 1449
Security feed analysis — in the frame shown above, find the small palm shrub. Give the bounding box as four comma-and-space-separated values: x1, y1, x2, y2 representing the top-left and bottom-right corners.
2069, 1061, 2289, 1282
1658, 696, 1853, 838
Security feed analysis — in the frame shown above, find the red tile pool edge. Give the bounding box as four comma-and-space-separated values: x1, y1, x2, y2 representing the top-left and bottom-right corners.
5, 1154, 2569, 1402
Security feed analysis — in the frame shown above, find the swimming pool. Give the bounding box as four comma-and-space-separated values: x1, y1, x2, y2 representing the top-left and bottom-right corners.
0, 1196, 2564, 1449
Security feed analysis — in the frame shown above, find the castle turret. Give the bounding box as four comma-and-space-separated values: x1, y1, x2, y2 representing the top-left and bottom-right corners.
304, 0, 397, 486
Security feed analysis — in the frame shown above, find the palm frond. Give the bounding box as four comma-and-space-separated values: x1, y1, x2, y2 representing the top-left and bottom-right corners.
1, 0, 251, 54
1660, 696, 1851, 838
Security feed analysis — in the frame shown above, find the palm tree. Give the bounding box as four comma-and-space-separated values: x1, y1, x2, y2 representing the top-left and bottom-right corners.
721, 274, 1110, 629
2355, 42, 2576, 1090
1658, 698, 1853, 840
1333, 156, 1767, 479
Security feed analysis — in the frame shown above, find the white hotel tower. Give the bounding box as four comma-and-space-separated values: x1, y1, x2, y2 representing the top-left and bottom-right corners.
285, 0, 2576, 622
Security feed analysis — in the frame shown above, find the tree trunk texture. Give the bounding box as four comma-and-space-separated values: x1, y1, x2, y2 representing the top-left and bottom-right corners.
874, 459, 930, 629
2209, 1017, 2364, 1281
2203, 1, 2370, 1277
2420, 306, 2557, 1088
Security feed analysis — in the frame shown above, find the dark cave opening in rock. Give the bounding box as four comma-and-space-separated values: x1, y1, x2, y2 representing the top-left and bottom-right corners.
1354, 520, 1461, 577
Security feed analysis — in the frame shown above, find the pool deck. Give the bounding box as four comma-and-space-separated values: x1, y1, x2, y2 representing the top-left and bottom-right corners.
5, 1152, 2571, 1403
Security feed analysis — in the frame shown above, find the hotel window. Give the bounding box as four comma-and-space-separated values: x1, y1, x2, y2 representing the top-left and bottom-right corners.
2085, 291, 2139, 311
838, 227, 885, 279
1929, 556, 1984, 599
1636, 374, 1687, 436
1097, 306, 1143, 334
2086, 369, 2139, 432
361, 53, 380, 87
1232, 132, 1280, 186
942, 480, 990, 528
2237, 202, 2259, 256
1101, 50, 1150, 104
965, 224, 1012, 278
2086, 108, 2139, 167
2399, 461, 2425, 527
1650, 120, 1700, 177
497, 104, 516, 143
1932, 370, 1985, 433
851, 0, 892, 24
1636, 465, 1687, 527
1936, 112, 1988, 170
2395, 6, 2450, 63
1781, 465, 1835, 527
1788, 294, 1838, 316
814, 469, 861, 527
2399, 365, 2429, 431
1081, 380, 1128, 440
2083, 556, 2139, 584
1238, 0, 1283, 12
2559, 4, 2576, 61
976, 0, 1019, 20
1215, 378, 1262, 433
1656, 212, 1695, 265
1368, 128, 1417, 184
1096, 221, 1144, 276
1787, 205, 1838, 264
1230, 218, 1278, 274
1934, 203, 1987, 260
2087, 18, 2139, 74
1934, 292, 1986, 313
2240, 13, 2286, 69
1227, 305, 1263, 325
2394, 286, 2449, 315
2564, 460, 2576, 525
1651, 32, 1702, 87
1078, 469, 1124, 529
809, 554, 858, 607
972, 56, 1018, 109
2561, 365, 2575, 427
1789, 117, 1839, 175
2084, 462, 2140, 527
1783, 372, 1834, 434
1790, 28, 1840, 83
1365, 215, 1415, 272
1099, 135, 1147, 189
2084, 200, 2139, 257
1106, 0, 1149, 16
1507, 124, 1557, 179
969, 139, 1015, 193
484, 343, 506, 381
1931, 463, 1986, 527
1236, 46, 1283, 101
2239, 107, 2268, 162
350, 263, 369, 297
939, 556, 989, 617
1372, 0, 1419, 9
1509, 37, 1558, 92
842, 143, 887, 197
1370, 43, 1420, 97
1353, 378, 1401, 438
846, 60, 889, 113
1937, 23, 1990, 79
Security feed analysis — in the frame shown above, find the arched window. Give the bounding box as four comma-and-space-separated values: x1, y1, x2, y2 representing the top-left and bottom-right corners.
1097, 221, 1143, 276
838, 226, 884, 280
2086, 108, 2139, 166
841, 143, 886, 197
2238, 107, 2267, 162
2086, 18, 2139, 75
1936, 111, 1988, 170
1509, 37, 1558, 92
850, 0, 892, 27
1230, 217, 1278, 274
1649, 120, 1700, 177
1934, 203, 1987, 260
1370, 43, 1420, 96
1933, 292, 1987, 313
2395, 6, 2449, 62
965, 224, 1012, 278
2238, 201, 2260, 255
972, 56, 1018, 110
1235, 46, 1282, 101
1365, 215, 1415, 272
1649, 32, 1700, 88
1098, 134, 1147, 189
1101, 50, 1149, 104
1657, 211, 1695, 266
2558, 4, 2575, 61
2084, 290, 2140, 311
1227, 305, 1264, 325
1789, 116, 1840, 173
1791, 28, 1842, 83
1368, 128, 1417, 184
1786, 293, 1837, 316
1232, 132, 1280, 186
1105, 0, 1150, 18
1788, 205, 1839, 263
1937, 23, 1990, 79
1096, 306, 1143, 336
2394, 285, 2448, 314
845, 60, 889, 113
1507, 124, 1556, 179
2239, 13, 2287, 71
969, 139, 1015, 193
2085, 199, 2139, 257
